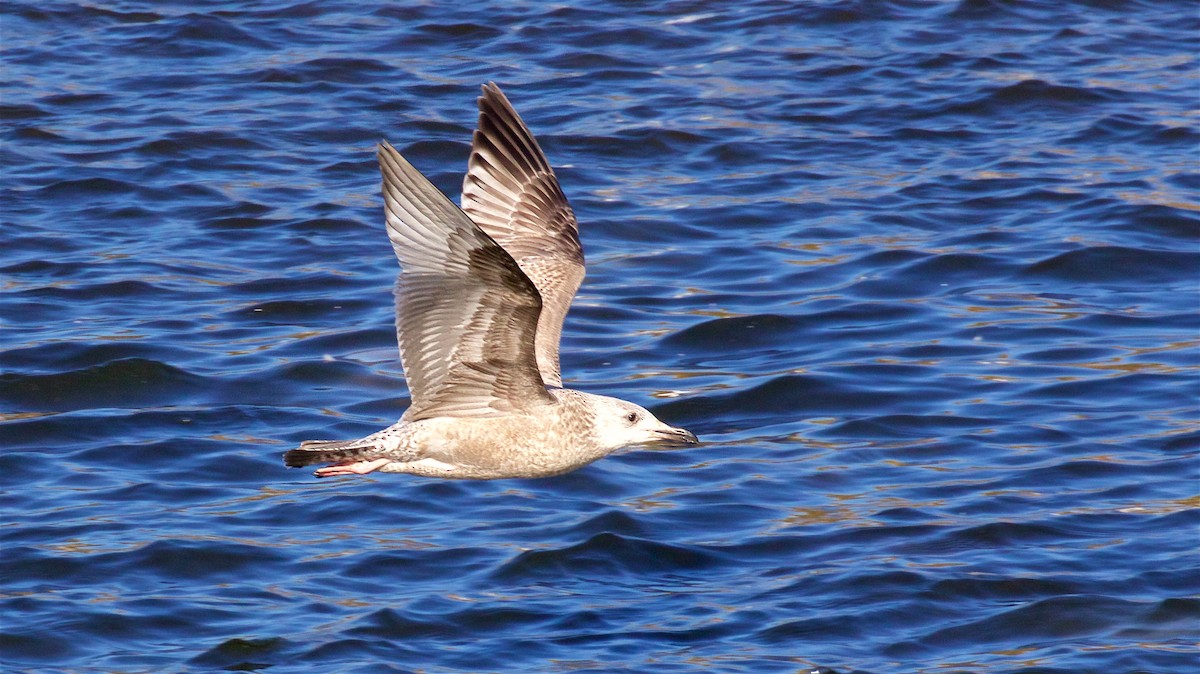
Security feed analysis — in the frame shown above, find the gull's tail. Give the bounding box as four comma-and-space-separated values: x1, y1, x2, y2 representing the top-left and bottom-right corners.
283, 439, 374, 468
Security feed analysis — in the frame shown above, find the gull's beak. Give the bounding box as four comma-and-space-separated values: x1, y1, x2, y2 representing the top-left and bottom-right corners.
652, 426, 699, 446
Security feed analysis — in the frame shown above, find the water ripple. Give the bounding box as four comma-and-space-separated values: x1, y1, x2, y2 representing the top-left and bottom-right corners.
2, 1, 1197, 672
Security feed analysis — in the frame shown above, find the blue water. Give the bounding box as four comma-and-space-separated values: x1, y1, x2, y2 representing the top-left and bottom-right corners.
2, 1, 1198, 672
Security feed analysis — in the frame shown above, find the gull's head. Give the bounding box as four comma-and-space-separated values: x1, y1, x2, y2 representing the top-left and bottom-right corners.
588, 395, 699, 452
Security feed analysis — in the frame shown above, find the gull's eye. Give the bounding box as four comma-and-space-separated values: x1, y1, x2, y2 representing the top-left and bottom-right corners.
625, 412, 640, 424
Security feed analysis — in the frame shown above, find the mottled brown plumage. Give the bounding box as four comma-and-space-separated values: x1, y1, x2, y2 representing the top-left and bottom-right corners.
284, 83, 696, 480
463, 83, 584, 387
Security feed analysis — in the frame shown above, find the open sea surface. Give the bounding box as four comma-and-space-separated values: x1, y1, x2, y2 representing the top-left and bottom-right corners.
2, 1, 1198, 672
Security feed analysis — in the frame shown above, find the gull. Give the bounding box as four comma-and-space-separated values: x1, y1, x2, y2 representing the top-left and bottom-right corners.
283, 83, 697, 479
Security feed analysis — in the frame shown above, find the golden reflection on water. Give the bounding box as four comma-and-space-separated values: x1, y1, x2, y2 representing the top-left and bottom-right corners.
623, 487, 683, 513
0, 411, 55, 422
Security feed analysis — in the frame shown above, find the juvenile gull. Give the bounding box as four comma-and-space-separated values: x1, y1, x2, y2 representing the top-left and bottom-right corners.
283, 83, 697, 479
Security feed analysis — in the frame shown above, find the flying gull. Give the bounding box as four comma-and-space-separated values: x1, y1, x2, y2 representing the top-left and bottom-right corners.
283, 83, 697, 479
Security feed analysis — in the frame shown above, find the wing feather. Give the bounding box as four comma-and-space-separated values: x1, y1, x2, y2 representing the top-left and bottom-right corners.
377, 140, 552, 420
461, 82, 585, 387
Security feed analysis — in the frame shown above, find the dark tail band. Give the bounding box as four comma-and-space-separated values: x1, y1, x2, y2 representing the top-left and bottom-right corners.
283, 439, 370, 468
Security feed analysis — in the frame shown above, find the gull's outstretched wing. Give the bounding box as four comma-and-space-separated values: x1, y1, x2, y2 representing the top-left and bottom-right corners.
461, 82, 584, 388
378, 140, 552, 421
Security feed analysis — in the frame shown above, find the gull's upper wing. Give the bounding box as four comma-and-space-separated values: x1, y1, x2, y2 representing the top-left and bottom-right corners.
461, 82, 584, 388
378, 140, 552, 421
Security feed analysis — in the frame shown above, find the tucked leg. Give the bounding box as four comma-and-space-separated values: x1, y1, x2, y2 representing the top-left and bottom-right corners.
313, 458, 390, 478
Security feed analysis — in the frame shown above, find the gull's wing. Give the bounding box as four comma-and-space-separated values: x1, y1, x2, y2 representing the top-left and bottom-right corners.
461, 82, 584, 388
378, 140, 552, 421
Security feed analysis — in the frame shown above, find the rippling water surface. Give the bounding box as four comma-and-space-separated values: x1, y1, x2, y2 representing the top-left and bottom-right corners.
3, 1, 1198, 672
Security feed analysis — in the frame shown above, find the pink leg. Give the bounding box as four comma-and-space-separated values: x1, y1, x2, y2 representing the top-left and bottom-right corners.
314, 458, 390, 478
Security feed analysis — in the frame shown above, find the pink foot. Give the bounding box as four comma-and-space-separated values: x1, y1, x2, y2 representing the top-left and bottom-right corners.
314, 458, 390, 478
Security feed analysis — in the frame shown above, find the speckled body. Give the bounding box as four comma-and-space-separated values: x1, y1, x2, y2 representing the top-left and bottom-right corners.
316, 389, 618, 479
